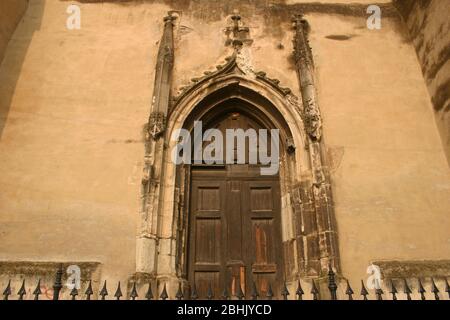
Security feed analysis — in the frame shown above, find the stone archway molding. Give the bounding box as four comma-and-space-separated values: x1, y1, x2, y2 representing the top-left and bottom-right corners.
135, 13, 340, 293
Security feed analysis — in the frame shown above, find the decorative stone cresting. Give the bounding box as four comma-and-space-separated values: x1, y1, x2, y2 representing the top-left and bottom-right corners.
173, 52, 300, 109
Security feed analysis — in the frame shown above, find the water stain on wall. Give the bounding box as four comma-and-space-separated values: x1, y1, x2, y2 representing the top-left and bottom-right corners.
325, 34, 355, 41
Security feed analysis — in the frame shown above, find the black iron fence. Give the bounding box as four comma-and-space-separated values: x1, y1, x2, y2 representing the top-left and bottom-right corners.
2, 264, 449, 300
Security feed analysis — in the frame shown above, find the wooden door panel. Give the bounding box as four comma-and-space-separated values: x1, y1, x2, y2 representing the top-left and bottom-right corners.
252, 219, 275, 265
189, 171, 282, 298
188, 111, 283, 298
226, 180, 243, 263
189, 179, 226, 287
195, 218, 222, 264
250, 187, 274, 211
244, 180, 282, 295
197, 186, 221, 212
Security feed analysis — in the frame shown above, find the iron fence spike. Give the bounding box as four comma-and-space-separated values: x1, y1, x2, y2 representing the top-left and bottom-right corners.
430, 278, 439, 293
160, 283, 168, 300
52, 264, 64, 300
328, 263, 338, 300
3, 280, 11, 300
190, 282, 198, 300
99, 280, 108, 300
281, 281, 289, 300
445, 279, 450, 299
33, 279, 42, 300
206, 282, 214, 300
390, 279, 398, 294
18, 280, 26, 300
176, 282, 184, 300
311, 280, 319, 300
145, 283, 154, 300
250, 280, 259, 300
345, 280, 354, 300
70, 286, 78, 300
375, 288, 383, 301
360, 280, 368, 300
130, 282, 139, 300
236, 281, 244, 300
390, 280, 397, 301
403, 279, 411, 300
417, 278, 426, 292
85, 280, 93, 300
417, 278, 426, 300
114, 282, 123, 300
266, 283, 274, 300
221, 284, 230, 300
431, 278, 439, 301
296, 280, 304, 300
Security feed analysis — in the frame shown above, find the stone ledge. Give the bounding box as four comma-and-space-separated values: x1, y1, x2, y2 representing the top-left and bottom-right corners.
372, 260, 450, 279
0, 261, 102, 281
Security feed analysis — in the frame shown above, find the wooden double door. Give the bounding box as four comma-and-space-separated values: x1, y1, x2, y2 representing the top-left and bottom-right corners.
188, 165, 283, 298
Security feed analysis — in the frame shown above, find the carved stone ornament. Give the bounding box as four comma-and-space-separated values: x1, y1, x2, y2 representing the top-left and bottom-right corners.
225, 12, 253, 48
292, 14, 322, 141
163, 45, 174, 67
286, 136, 296, 154
235, 47, 254, 77
286, 92, 303, 114
171, 13, 304, 134
174, 52, 297, 104
292, 15, 314, 68
148, 111, 166, 139
302, 98, 322, 140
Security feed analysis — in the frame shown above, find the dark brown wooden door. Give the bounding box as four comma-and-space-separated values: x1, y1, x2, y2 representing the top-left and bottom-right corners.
188, 165, 283, 299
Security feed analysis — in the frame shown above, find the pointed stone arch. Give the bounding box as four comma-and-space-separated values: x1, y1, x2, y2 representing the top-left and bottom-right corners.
169, 52, 309, 168
136, 51, 340, 294
160, 55, 309, 278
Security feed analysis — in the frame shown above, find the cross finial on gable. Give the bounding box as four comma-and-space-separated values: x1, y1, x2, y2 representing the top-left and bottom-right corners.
225, 10, 253, 49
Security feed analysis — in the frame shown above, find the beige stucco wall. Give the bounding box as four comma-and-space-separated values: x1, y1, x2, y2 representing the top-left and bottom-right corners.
311, 12, 450, 284
0, 0, 29, 65
0, 0, 449, 291
394, 0, 450, 166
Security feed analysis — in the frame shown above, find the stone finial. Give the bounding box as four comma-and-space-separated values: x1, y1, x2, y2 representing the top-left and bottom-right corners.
225, 10, 252, 49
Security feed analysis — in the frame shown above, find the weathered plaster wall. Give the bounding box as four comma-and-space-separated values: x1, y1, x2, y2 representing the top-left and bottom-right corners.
394, 0, 450, 166
309, 12, 450, 287
0, 0, 164, 283
0, 0, 29, 65
0, 0, 449, 293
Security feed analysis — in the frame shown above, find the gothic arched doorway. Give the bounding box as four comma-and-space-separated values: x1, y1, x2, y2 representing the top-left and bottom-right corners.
136, 54, 339, 297
186, 100, 284, 298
